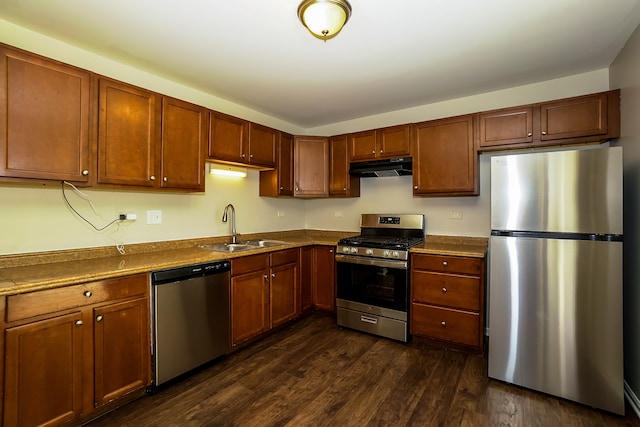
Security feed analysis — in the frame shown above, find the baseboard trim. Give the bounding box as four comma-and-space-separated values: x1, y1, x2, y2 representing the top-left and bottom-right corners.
624, 380, 640, 419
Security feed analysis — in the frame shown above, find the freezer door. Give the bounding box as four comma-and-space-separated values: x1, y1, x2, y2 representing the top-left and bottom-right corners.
490, 147, 622, 234
488, 235, 623, 415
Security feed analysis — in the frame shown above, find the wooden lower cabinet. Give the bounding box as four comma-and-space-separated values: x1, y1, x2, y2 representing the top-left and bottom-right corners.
230, 249, 299, 348
299, 246, 314, 314
299, 245, 336, 313
410, 253, 485, 351
2, 274, 150, 427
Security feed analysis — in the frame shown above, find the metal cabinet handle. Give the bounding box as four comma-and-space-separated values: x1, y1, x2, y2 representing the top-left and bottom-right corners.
527, 132, 532, 137
441, 321, 446, 327
442, 287, 447, 293
371, 150, 376, 154
272, 273, 276, 278
414, 185, 418, 190
163, 177, 168, 182
542, 131, 547, 135
250, 154, 254, 158
442, 261, 448, 267
75, 320, 83, 326
380, 150, 384, 154
84, 291, 92, 298
241, 153, 246, 158
150, 175, 155, 181
263, 274, 268, 279
343, 187, 346, 191
329, 249, 333, 253
280, 186, 284, 190
96, 315, 103, 322
295, 187, 299, 191
82, 170, 89, 176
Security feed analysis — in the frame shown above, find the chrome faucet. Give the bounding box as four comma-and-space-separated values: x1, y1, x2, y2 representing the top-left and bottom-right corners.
222, 203, 239, 244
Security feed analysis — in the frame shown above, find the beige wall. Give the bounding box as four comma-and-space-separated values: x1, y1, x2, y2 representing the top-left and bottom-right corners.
0, 21, 611, 255
610, 20, 640, 410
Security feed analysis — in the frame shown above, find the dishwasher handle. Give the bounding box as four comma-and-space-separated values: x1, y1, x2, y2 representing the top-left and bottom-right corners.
152, 260, 230, 285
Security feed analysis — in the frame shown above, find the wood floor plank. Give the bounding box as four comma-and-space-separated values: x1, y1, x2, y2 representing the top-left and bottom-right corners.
87, 314, 640, 427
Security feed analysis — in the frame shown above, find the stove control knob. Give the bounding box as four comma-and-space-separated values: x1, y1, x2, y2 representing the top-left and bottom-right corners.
342, 246, 350, 254
392, 251, 400, 258
365, 249, 373, 255
383, 250, 391, 257
350, 247, 358, 254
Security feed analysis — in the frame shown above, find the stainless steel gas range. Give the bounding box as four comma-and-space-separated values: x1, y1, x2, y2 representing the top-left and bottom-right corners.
336, 214, 425, 342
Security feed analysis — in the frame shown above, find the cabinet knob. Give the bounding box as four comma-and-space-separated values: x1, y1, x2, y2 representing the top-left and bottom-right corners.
280, 186, 284, 190
272, 273, 276, 278
343, 187, 347, 191
329, 249, 333, 253
442, 261, 448, 267
96, 315, 103, 322
82, 170, 89, 176
242, 153, 246, 158
250, 154, 254, 158
380, 150, 384, 154
527, 132, 532, 137
163, 177, 168, 182
441, 321, 446, 327
75, 320, 83, 326
414, 185, 418, 190
84, 291, 92, 298
295, 187, 299, 191
371, 150, 376, 154
263, 274, 268, 279
150, 175, 155, 181
542, 131, 547, 135
442, 287, 447, 293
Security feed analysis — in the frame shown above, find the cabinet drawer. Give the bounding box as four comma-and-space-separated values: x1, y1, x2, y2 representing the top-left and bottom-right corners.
270, 248, 298, 267
412, 271, 480, 311
6, 273, 148, 323
412, 254, 482, 275
231, 253, 269, 276
410, 303, 480, 348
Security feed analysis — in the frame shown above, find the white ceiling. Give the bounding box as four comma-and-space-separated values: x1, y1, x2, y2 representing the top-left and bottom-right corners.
1, 0, 640, 128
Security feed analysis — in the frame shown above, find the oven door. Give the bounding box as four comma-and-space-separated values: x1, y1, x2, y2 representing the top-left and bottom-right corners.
335, 254, 409, 312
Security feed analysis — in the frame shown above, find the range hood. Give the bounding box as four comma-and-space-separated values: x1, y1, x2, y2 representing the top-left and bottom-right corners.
349, 157, 412, 177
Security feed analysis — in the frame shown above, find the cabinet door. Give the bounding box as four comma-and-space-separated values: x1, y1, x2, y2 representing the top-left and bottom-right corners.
97, 78, 160, 187
377, 124, 411, 159
160, 97, 207, 191
478, 106, 534, 148
259, 132, 293, 197
94, 297, 150, 408
4, 312, 84, 427
313, 246, 336, 312
412, 115, 478, 196
299, 246, 314, 315
270, 262, 298, 328
208, 111, 248, 163
294, 136, 329, 197
248, 123, 277, 168
329, 134, 360, 197
348, 130, 377, 161
231, 270, 269, 346
0, 47, 92, 182
540, 92, 608, 141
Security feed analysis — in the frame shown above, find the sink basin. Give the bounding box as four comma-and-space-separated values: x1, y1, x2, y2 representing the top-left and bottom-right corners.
241, 239, 287, 248
199, 240, 287, 253
199, 243, 255, 253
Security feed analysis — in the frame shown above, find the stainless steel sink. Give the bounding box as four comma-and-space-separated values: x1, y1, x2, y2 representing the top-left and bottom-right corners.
199, 240, 287, 253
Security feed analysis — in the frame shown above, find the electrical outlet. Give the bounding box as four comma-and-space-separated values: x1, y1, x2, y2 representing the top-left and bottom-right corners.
450, 210, 463, 220
147, 210, 162, 224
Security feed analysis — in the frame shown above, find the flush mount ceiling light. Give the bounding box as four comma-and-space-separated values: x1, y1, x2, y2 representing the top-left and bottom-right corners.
298, 0, 352, 41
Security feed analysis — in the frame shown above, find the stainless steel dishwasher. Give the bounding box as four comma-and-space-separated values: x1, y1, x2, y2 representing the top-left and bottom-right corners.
151, 260, 230, 387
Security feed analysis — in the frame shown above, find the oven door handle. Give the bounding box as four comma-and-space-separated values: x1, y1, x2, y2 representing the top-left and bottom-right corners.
335, 254, 407, 270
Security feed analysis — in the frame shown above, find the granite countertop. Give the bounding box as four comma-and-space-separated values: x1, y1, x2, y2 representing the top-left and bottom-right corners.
0, 230, 487, 296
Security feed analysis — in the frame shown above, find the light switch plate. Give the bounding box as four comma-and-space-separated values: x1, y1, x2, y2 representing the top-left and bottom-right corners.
147, 210, 162, 224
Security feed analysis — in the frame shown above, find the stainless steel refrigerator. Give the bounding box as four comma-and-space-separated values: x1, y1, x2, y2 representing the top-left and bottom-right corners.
488, 146, 624, 415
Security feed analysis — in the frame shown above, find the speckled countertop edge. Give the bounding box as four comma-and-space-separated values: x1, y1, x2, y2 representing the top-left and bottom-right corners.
0, 231, 487, 296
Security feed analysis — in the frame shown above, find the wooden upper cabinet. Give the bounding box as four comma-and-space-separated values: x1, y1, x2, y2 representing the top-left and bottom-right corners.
478, 106, 534, 148
412, 114, 478, 196
349, 125, 411, 162
208, 113, 276, 168
247, 123, 277, 168
208, 111, 248, 163
160, 97, 207, 191
329, 134, 360, 197
0, 45, 92, 182
260, 132, 294, 197
377, 124, 411, 159
97, 78, 160, 187
349, 130, 378, 161
478, 90, 620, 151
294, 136, 329, 197
540, 92, 609, 141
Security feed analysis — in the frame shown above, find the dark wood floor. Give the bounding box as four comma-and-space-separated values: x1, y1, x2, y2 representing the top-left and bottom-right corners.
87, 314, 640, 427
